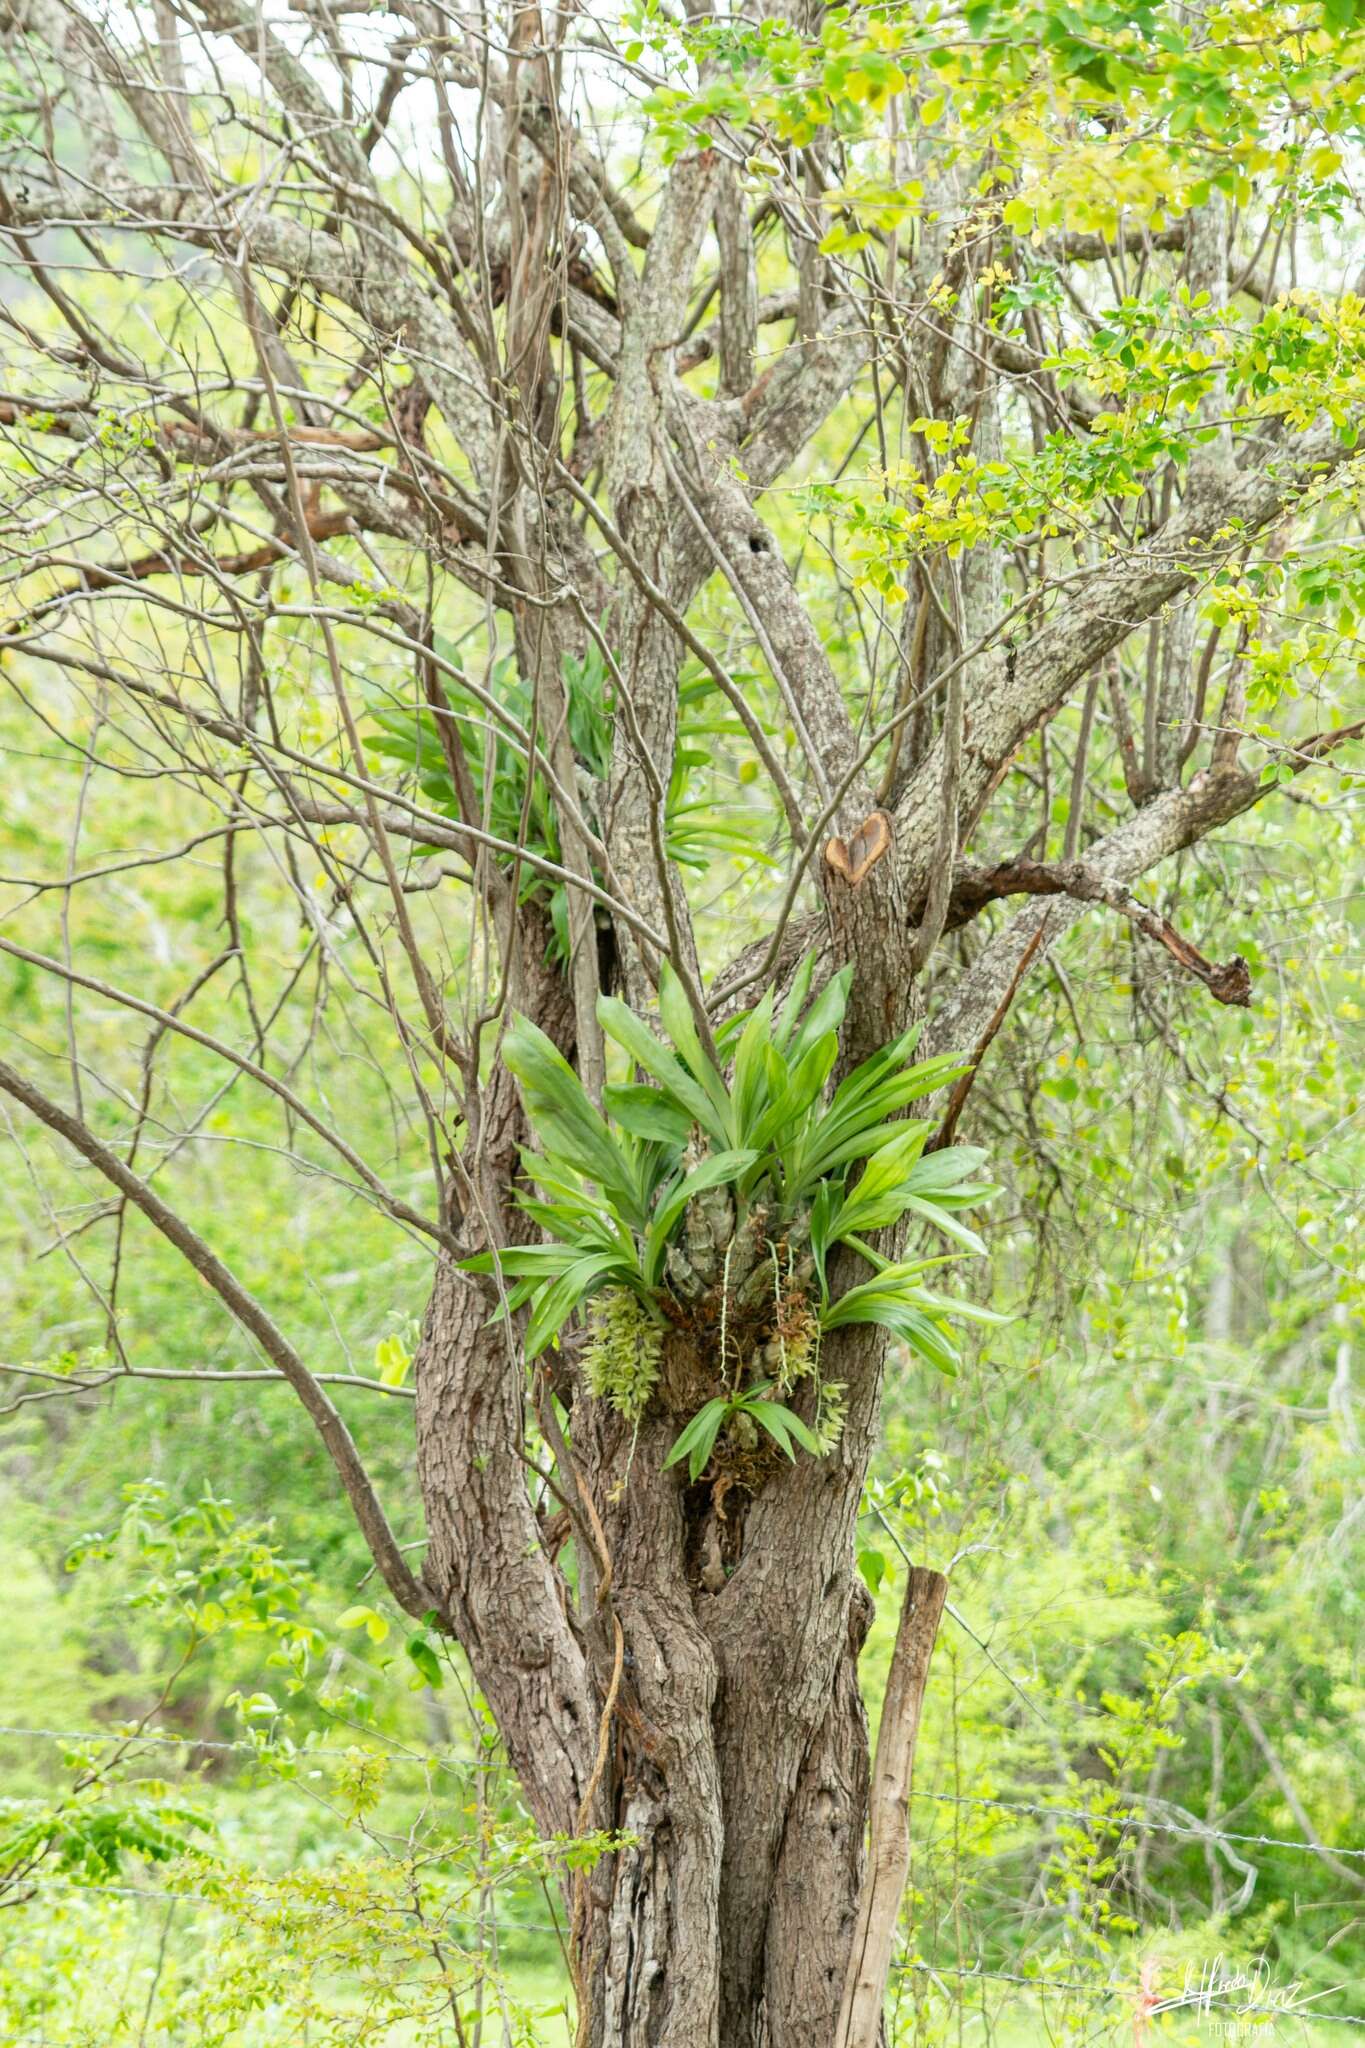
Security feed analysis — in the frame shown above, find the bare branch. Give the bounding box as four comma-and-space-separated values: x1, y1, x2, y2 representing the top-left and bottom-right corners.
0, 1054, 433, 1620
0, 935, 453, 1244
947, 858, 1252, 1006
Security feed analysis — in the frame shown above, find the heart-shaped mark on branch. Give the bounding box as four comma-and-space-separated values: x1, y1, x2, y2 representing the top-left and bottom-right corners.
824, 809, 894, 888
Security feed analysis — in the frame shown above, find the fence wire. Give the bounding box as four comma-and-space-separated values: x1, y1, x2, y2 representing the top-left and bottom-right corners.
11, 1878, 1365, 2031
5, 1719, 1363, 2035
3, 1722, 1362, 1861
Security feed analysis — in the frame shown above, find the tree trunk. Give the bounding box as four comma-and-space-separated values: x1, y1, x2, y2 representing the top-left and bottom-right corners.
405, 879, 917, 2046
573, 1471, 879, 2048
577, 1577, 874, 2048
416, 1253, 893, 2047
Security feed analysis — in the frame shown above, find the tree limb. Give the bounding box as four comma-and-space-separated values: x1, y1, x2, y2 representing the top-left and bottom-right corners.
0, 1054, 433, 1621
947, 857, 1252, 1005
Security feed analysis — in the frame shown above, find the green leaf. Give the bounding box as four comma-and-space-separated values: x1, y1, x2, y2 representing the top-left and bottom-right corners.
785, 1038, 968, 1193
524, 1251, 625, 1360
787, 963, 853, 1061
752, 1034, 840, 1153
730, 989, 776, 1134
338, 1605, 390, 1644
504, 1014, 648, 1227
406, 1634, 444, 1690
664, 1397, 729, 1482
747, 1398, 823, 1461
772, 951, 818, 1050
598, 994, 726, 1144
821, 1264, 1004, 1375
236, 1692, 280, 1719
898, 1145, 991, 1193
826, 1123, 935, 1239
857, 1547, 887, 1596
808, 1180, 841, 1294
602, 1083, 692, 1148
899, 1197, 989, 1256
657, 962, 734, 1139
373, 1334, 411, 1387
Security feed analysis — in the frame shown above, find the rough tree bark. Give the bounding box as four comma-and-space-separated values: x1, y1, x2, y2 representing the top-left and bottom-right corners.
0, 3, 1360, 2044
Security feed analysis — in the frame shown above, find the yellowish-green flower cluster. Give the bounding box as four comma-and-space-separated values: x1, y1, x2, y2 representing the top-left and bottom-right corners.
583, 1290, 664, 1422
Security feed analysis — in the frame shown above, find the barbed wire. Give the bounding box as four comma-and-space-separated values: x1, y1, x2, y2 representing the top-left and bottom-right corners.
11, 1872, 564, 1938
0, 1721, 508, 1771
909, 1785, 1365, 1860
4, 1723, 1363, 1862
898, 1959, 1365, 2030
10, 1877, 1364, 2030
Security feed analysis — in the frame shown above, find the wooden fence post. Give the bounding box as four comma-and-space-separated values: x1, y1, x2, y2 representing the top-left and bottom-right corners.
835, 1564, 949, 2048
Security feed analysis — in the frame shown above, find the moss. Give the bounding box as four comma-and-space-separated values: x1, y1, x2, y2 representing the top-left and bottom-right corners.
582, 1289, 663, 1421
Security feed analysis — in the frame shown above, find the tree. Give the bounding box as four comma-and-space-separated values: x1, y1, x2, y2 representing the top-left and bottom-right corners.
1, 0, 1362, 2041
